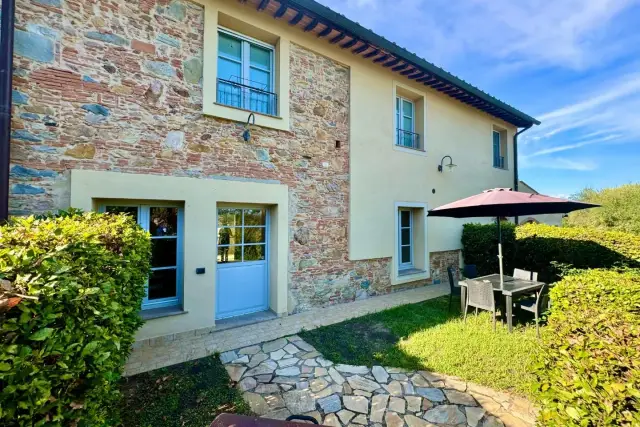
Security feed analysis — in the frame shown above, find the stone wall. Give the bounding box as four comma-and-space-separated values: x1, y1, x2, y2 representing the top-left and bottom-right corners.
429, 250, 461, 284
8, 0, 397, 313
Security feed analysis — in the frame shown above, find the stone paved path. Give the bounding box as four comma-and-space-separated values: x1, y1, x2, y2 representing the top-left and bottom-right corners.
221, 336, 536, 427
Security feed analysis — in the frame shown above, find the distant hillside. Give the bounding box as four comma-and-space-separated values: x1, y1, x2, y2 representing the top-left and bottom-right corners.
565, 184, 640, 234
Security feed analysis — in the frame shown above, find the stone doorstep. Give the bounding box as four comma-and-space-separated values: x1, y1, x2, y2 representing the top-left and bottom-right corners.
221, 335, 535, 427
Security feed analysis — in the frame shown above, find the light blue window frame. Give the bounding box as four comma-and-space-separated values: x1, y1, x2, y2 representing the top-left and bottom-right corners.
217, 27, 276, 115
395, 96, 416, 148
100, 203, 184, 310
398, 208, 414, 270
493, 130, 505, 169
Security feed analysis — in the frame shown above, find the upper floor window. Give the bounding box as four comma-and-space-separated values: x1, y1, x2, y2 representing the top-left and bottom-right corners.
493, 129, 507, 169
217, 28, 277, 116
395, 96, 420, 150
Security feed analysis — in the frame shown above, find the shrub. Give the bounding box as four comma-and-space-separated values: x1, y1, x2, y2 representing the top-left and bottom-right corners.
532, 269, 640, 426
461, 222, 640, 281
0, 212, 150, 426
461, 222, 516, 276
565, 184, 640, 234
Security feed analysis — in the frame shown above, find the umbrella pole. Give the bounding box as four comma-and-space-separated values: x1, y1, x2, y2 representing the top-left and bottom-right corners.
497, 218, 504, 288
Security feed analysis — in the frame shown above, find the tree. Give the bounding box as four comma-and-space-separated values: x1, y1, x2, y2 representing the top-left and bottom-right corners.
564, 183, 640, 234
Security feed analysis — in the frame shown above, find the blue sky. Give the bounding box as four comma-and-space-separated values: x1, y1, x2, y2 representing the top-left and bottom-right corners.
317, 0, 640, 197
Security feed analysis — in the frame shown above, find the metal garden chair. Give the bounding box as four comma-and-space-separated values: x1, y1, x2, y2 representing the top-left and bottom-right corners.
514, 284, 549, 338
464, 279, 498, 331
447, 266, 461, 313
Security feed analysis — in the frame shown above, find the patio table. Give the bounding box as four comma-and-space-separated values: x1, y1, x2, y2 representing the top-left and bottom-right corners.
211, 413, 325, 427
459, 274, 546, 332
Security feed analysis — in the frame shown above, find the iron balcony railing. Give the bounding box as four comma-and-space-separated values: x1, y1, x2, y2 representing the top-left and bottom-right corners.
396, 128, 421, 150
493, 156, 505, 169
216, 78, 278, 116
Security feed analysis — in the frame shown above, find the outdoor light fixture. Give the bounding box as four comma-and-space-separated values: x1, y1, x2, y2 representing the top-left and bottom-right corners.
438, 155, 457, 172
242, 113, 255, 142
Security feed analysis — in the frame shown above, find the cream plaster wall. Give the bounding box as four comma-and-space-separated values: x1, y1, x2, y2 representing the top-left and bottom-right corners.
347, 56, 517, 266
70, 170, 289, 340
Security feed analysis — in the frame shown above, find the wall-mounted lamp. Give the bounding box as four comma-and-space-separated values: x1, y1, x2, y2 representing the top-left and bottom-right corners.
242, 113, 255, 142
438, 155, 457, 173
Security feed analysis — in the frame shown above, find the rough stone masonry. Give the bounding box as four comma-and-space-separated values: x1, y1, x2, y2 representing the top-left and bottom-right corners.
8, 0, 457, 313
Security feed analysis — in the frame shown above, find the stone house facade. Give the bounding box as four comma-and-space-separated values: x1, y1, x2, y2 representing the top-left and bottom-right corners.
7, 0, 538, 341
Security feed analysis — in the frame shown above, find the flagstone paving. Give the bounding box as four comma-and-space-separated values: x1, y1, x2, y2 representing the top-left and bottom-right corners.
221, 336, 536, 427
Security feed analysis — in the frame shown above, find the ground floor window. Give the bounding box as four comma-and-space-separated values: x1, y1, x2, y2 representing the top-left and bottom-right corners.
399, 208, 413, 269
103, 204, 184, 310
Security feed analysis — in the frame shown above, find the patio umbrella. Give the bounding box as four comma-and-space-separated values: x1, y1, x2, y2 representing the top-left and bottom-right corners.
428, 188, 599, 285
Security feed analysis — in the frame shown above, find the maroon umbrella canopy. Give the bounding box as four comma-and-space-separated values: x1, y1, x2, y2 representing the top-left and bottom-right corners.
428, 188, 599, 218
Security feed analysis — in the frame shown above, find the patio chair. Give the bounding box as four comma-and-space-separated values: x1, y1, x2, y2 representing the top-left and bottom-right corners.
462, 264, 478, 279
464, 279, 497, 331
514, 284, 549, 338
447, 267, 461, 313
513, 268, 533, 280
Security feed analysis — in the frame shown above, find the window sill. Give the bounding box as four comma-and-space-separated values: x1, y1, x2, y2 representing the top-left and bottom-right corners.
493, 167, 509, 171
394, 268, 429, 285
393, 144, 427, 157
204, 102, 289, 132
141, 307, 188, 321
398, 267, 427, 277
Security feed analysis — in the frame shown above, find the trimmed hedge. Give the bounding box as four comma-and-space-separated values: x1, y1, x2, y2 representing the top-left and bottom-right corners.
462, 222, 640, 281
533, 269, 640, 426
0, 212, 150, 425
461, 222, 517, 277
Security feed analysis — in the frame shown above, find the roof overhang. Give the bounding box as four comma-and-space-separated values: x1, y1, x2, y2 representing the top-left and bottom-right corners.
243, 0, 540, 128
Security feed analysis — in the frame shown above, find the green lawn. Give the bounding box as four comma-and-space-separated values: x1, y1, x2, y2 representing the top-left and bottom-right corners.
119, 356, 250, 427
300, 295, 541, 397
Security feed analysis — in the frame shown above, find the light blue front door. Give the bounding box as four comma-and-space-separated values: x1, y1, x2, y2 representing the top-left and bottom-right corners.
216, 207, 269, 319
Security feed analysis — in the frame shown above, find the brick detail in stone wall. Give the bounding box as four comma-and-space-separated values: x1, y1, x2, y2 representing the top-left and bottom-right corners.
8, 0, 400, 313
429, 250, 461, 284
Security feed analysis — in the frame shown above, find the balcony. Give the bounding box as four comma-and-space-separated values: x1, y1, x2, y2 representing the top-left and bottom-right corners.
216, 78, 278, 116
396, 129, 421, 151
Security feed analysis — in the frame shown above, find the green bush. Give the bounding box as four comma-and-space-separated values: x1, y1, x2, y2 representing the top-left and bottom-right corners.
565, 184, 640, 234
461, 222, 516, 277
532, 269, 640, 426
461, 222, 640, 281
0, 212, 150, 426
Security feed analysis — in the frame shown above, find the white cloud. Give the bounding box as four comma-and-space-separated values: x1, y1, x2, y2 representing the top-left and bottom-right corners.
521, 73, 640, 159
317, 0, 640, 70
527, 134, 622, 157
520, 156, 598, 171
538, 75, 640, 122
